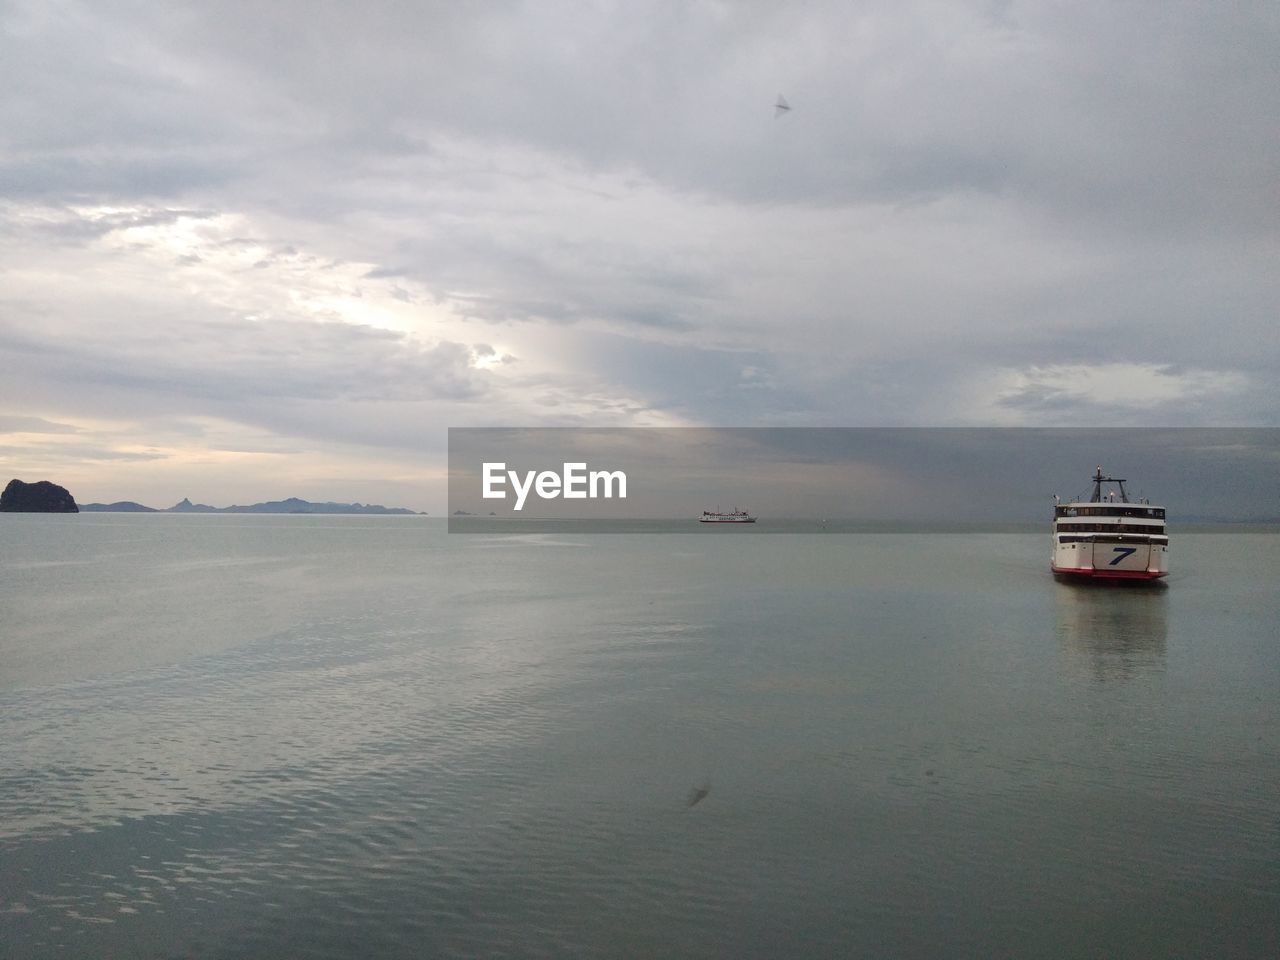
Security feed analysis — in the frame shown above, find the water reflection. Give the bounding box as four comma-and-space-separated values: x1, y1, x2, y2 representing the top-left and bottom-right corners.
1054, 581, 1168, 681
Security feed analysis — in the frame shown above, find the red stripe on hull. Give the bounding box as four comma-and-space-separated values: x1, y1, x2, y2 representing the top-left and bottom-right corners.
1051, 565, 1167, 580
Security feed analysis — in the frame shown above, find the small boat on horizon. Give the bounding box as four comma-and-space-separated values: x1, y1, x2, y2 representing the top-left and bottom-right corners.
699, 508, 756, 524
1051, 466, 1168, 581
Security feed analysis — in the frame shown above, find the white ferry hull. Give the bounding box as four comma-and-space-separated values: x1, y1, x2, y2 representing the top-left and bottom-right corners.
1052, 534, 1170, 580
1051, 558, 1169, 581
699, 508, 756, 523
1051, 468, 1168, 582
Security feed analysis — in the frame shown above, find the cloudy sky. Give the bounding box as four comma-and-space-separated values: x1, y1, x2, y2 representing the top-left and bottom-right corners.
2, 0, 1276, 511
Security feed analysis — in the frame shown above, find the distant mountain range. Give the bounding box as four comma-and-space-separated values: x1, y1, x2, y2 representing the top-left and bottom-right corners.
80, 496, 423, 515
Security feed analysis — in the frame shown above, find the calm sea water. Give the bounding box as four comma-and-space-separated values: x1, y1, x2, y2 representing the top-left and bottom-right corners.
2, 516, 1277, 959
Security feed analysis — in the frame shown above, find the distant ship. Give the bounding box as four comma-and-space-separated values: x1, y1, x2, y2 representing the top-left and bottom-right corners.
1051, 467, 1168, 581
699, 508, 756, 523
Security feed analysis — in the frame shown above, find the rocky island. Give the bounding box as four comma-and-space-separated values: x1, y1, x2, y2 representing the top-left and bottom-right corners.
1, 478, 79, 512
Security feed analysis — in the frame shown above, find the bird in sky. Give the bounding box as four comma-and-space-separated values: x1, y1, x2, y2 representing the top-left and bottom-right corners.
774, 94, 791, 118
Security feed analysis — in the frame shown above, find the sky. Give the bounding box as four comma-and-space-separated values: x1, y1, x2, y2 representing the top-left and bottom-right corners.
1, 0, 1277, 512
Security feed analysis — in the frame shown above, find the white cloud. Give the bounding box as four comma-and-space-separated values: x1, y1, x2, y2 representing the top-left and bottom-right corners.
979, 363, 1252, 422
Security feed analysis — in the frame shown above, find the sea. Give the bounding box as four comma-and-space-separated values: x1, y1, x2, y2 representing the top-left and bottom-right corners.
2, 515, 1277, 959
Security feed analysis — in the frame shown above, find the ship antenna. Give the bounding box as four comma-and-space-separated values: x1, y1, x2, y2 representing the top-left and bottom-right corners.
1090, 466, 1130, 504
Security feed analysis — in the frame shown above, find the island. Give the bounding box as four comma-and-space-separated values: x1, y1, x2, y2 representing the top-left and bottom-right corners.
0, 478, 79, 512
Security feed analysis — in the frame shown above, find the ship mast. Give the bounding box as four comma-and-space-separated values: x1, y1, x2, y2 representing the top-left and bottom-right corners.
1089, 465, 1130, 503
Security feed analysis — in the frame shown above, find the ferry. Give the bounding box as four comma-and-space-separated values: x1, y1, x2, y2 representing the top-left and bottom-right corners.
1051, 467, 1168, 581
699, 508, 756, 523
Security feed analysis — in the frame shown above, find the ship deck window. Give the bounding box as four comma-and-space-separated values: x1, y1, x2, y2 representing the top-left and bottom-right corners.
1056, 522, 1164, 534
1055, 505, 1164, 519
1057, 534, 1167, 544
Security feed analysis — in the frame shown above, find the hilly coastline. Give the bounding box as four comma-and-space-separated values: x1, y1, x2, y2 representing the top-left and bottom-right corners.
81, 496, 423, 515
3, 477, 422, 514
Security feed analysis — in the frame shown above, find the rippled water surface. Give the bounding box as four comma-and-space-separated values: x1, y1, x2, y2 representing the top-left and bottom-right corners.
2, 516, 1278, 958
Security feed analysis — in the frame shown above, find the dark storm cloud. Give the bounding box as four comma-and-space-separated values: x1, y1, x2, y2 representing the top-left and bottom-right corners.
0, 316, 489, 405
13, 1, 1274, 223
